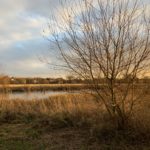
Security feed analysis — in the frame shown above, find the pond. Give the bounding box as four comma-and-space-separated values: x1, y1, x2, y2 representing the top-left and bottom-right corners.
0, 91, 81, 100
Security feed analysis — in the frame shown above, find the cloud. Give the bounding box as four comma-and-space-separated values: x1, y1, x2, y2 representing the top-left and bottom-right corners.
0, 0, 70, 77
0, 36, 51, 76
0, 0, 149, 77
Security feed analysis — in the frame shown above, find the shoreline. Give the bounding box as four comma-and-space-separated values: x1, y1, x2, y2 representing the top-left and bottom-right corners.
0, 83, 149, 93
0, 84, 89, 93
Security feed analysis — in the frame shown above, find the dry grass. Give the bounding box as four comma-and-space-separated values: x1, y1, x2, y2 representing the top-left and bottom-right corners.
0, 93, 96, 115
0, 93, 150, 149
0, 94, 102, 126
0, 93, 149, 129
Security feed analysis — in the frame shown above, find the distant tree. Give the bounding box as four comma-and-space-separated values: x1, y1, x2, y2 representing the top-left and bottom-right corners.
66, 75, 74, 83
0, 75, 10, 84
17, 78, 26, 84
123, 74, 139, 83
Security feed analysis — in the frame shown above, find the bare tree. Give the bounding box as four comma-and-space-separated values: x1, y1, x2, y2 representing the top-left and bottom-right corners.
48, 0, 150, 129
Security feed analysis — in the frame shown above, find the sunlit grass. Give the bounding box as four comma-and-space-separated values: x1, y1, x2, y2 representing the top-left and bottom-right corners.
0, 93, 149, 128
0, 93, 99, 119
0, 93, 150, 149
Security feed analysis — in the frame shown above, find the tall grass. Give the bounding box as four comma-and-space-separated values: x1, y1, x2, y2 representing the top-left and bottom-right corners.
0, 93, 149, 126
0, 94, 100, 124
0, 93, 150, 142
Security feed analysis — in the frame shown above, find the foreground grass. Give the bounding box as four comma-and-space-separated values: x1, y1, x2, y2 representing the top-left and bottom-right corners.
0, 94, 150, 150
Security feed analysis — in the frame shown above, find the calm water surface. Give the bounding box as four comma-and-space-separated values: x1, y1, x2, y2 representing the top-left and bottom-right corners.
0, 91, 80, 100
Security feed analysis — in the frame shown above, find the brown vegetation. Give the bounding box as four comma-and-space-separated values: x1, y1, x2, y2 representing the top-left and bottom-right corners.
0, 93, 150, 149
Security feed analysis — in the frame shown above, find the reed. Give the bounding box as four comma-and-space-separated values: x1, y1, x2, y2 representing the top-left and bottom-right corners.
0, 93, 149, 130
0, 93, 150, 149
0, 94, 99, 124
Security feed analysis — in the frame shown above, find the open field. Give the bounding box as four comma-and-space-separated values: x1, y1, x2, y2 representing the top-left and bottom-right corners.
0, 93, 150, 149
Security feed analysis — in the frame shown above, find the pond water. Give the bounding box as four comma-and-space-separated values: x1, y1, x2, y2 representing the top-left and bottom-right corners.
0, 91, 80, 100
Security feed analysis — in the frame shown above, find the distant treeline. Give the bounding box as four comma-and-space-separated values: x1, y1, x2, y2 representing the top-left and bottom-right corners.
0, 76, 83, 84
0, 75, 150, 84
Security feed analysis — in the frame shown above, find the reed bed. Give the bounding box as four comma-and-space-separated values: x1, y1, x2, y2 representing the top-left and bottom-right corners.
0, 93, 97, 115
0, 93, 149, 129
0, 94, 103, 127
0, 93, 150, 149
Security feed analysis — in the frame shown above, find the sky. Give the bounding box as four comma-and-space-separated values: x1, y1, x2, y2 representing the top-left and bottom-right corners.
0, 0, 63, 77
0, 0, 149, 77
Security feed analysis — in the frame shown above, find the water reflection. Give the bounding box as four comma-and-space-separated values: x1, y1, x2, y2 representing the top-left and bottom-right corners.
0, 91, 75, 100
